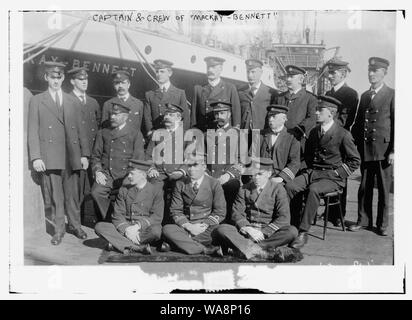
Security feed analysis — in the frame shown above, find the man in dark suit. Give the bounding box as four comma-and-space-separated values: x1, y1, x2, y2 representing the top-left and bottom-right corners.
28, 61, 90, 245
323, 59, 359, 223
191, 56, 241, 131
67, 67, 101, 207
214, 158, 301, 262
275, 65, 317, 150
238, 59, 278, 130
101, 70, 144, 133
286, 96, 360, 248
143, 59, 190, 134
350, 57, 394, 236
95, 159, 164, 255
91, 101, 146, 220
162, 153, 226, 255
324, 59, 359, 130
259, 105, 301, 185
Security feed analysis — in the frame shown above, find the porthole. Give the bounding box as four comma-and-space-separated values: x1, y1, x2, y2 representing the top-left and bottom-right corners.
145, 45, 152, 55
191, 55, 196, 63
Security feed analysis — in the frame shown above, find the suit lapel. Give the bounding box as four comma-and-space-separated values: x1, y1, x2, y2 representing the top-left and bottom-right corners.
208, 81, 225, 100
371, 84, 388, 109
248, 182, 259, 203
42, 91, 64, 124
183, 179, 197, 205
320, 122, 336, 145
111, 123, 131, 140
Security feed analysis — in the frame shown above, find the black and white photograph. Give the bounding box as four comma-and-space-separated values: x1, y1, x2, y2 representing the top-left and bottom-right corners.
5, 1, 411, 297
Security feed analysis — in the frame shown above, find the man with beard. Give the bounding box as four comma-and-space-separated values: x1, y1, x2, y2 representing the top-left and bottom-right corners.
350, 57, 394, 236
101, 70, 145, 133
162, 153, 226, 256
91, 101, 146, 220
143, 59, 190, 134
238, 59, 278, 130
27, 61, 90, 245
67, 67, 101, 209
95, 159, 164, 255
191, 56, 241, 131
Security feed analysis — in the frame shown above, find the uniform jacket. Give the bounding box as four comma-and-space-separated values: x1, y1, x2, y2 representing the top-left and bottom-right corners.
275, 88, 317, 140
112, 182, 164, 235
238, 83, 278, 130
101, 95, 144, 132
326, 83, 359, 130
170, 175, 226, 226
206, 125, 243, 180
143, 84, 190, 132
145, 126, 187, 180
27, 90, 90, 170
351, 84, 394, 162
259, 127, 301, 182
305, 122, 360, 186
91, 123, 145, 180
191, 79, 241, 131
231, 180, 290, 238
70, 91, 101, 152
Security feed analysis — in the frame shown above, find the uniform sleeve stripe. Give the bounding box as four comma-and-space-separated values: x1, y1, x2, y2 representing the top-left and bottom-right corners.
268, 223, 280, 231
227, 171, 235, 179
209, 216, 220, 224
143, 218, 151, 226
342, 163, 352, 176
117, 222, 128, 228
282, 167, 295, 180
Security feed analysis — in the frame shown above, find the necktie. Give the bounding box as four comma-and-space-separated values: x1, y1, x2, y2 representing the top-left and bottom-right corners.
370, 89, 377, 99
320, 128, 325, 137
161, 87, 166, 93
250, 86, 256, 97
330, 88, 335, 95
257, 187, 263, 195
192, 181, 199, 194
55, 92, 61, 109
80, 95, 85, 105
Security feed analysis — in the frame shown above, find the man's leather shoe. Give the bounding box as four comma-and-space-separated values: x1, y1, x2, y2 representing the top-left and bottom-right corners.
348, 224, 363, 232
289, 232, 308, 249
105, 243, 114, 251
68, 226, 88, 239
158, 241, 171, 252
377, 228, 388, 236
129, 244, 152, 255
271, 247, 304, 263
51, 233, 64, 245
203, 246, 223, 257
332, 219, 342, 227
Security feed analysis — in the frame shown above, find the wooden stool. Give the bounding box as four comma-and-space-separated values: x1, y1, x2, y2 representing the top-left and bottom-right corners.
313, 189, 345, 240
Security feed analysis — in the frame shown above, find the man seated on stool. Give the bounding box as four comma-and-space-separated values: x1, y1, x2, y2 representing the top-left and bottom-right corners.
95, 159, 164, 255
214, 158, 302, 262
285, 95, 360, 249
162, 153, 226, 256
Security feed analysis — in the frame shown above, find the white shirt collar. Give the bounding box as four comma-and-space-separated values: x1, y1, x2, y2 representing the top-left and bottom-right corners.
290, 87, 302, 95
191, 174, 205, 187
135, 181, 147, 191
48, 88, 63, 105
256, 180, 268, 191
208, 78, 221, 87
72, 89, 86, 102
321, 120, 334, 133
159, 81, 171, 91
118, 122, 126, 131
271, 125, 284, 134
118, 92, 130, 101
249, 81, 261, 90
371, 83, 384, 94
333, 81, 345, 92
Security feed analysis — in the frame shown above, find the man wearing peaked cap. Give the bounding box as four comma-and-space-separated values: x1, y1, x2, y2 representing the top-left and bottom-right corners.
274, 64, 317, 155
350, 57, 394, 236
27, 61, 90, 245
258, 104, 301, 193
95, 159, 164, 256
324, 58, 359, 130
238, 59, 279, 131
68, 67, 101, 213
214, 157, 301, 262
91, 96, 146, 220
285, 94, 360, 249
144, 59, 190, 134
101, 69, 145, 134
192, 56, 241, 131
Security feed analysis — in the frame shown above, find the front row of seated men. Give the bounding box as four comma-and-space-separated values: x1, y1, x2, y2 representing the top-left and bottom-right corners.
94, 94, 360, 262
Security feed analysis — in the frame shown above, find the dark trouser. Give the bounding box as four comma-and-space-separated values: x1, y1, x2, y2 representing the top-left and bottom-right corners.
79, 167, 94, 203
357, 160, 392, 229
91, 175, 124, 220
222, 179, 241, 223
95, 222, 161, 253
285, 171, 341, 232
149, 178, 175, 225
162, 224, 219, 255
42, 169, 82, 235
214, 224, 298, 259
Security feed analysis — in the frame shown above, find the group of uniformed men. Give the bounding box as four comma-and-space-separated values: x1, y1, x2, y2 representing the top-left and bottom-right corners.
27, 53, 394, 262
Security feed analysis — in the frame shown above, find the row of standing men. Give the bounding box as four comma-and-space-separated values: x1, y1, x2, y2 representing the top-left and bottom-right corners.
26, 55, 394, 260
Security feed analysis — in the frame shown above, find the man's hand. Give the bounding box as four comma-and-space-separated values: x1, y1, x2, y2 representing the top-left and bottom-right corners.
95, 171, 107, 185
241, 226, 265, 243
183, 223, 208, 236
81, 157, 89, 170
218, 173, 231, 185
33, 159, 46, 172
125, 224, 141, 244
169, 171, 183, 180
271, 176, 284, 184
148, 168, 160, 178
388, 152, 394, 165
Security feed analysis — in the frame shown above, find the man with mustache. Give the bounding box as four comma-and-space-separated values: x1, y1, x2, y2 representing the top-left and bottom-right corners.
95, 159, 164, 255
143, 59, 190, 135
91, 101, 145, 220
191, 56, 241, 131
350, 57, 394, 236
101, 70, 145, 134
